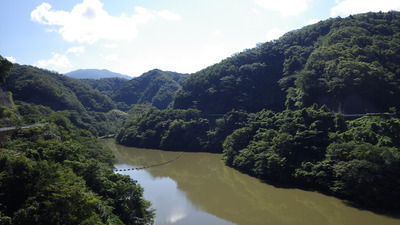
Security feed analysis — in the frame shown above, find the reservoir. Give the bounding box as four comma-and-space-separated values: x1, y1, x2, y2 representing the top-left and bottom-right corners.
104, 139, 400, 225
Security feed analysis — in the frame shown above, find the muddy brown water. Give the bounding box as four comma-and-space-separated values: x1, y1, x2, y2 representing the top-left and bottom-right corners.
104, 139, 400, 225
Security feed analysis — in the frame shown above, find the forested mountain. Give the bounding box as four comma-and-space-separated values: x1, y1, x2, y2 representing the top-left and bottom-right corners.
81, 77, 129, 97
113, 69, 189, 109
174, 11, 400, 114
116, 12, 400, 211
0, 64, 127, 136
2, 11, 400, 216
0, 58, 154, 224
1, 65, 115, 112
66, 69, 132, 80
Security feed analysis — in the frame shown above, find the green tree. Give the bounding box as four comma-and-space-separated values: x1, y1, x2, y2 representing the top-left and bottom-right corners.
0, 56, 13, 83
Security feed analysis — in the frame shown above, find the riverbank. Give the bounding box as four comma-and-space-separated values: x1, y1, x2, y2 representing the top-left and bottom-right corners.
107, 139, 400, 225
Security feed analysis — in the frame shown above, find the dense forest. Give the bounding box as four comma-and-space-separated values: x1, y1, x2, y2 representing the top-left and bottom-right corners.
117, 11, 400, 210
1, 11, 400, 221
0, 57, 154, 224
0, 116, 154, 224
174, 11, 400, 114
113, 69, 189, 110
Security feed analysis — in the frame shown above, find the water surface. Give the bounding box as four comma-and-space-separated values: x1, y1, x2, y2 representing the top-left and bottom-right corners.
104, 139, 400, 225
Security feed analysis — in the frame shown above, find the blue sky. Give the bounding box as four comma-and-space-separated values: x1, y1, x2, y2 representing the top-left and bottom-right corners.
1, 0, 399, 77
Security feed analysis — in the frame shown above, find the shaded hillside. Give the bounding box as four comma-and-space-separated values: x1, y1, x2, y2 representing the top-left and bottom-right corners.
174, 11, 400, 114
66, 69, 132, 79
81, 77, 129, 96
113, 69, 189, 109
2, 65, 84, 111
80, 77, 129, 110
1, 65, 115, 112
0, 58, 153, 224
0, 90, 19, 127
117, 12, 400, 211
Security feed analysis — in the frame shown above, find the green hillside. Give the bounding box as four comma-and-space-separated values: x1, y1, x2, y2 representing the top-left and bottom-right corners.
116, 12, 400, 210
81, 77, 129, 97
173, 11, 400, 114
0, 59, 153, 224
1, 65, 115, 112
113, 69, 189, 109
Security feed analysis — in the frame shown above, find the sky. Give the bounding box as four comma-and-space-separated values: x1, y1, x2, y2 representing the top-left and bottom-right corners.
1, 0, 400, 77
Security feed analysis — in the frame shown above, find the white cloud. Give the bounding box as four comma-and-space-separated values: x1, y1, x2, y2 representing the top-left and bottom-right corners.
31, 0, 181, 44
255, 0, 310, 16
306, 18, 321, 25
67, 46, 85, 54
331, 0, 400, 17
104, 54, 120, 61
266, 28, 287, 41
213, 30, 222, 35
5, 56, 16, 63
155, 9, 181, 21
36, 53, 72, 71
103, 43, 118, 48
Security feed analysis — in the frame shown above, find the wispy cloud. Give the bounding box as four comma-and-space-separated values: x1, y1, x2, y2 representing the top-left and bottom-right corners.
31, 0, 181, 44
5, 56, 16, 63
104, 54, 120, 61
66, 46, 85, 54
155, 9, 181, 21
265, 28, 287, 41
36, 53, 72, 71
331, 0, 400, 17
305, 18, 321, 25
255, 0, 310, 16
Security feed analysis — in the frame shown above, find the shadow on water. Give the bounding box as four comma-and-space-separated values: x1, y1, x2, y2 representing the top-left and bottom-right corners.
342, 201, 400, 219
255, 177, 400, 219
105, 139, 400, 225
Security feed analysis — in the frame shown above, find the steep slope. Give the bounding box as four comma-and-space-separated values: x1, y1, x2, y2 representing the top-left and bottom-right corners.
113, 69, 189, 109
80, 77, 129, 97
115, 12, 400, 211
174, 11, 400, 114
0, 90, 19, 127
1, 65, 115, 112
66, 69, 132, 79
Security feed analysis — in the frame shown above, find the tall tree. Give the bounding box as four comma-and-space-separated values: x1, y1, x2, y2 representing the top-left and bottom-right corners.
0, 56, 13, 83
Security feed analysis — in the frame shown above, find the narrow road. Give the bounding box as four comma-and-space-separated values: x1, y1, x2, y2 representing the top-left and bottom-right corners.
0, 123, 46, 132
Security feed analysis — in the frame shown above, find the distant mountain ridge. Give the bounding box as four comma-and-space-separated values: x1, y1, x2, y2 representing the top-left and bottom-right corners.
66, 69, 132, 80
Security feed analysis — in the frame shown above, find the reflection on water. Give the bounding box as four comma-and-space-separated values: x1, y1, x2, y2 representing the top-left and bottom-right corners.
105, 139, 400, 225
116, 164, 235, 225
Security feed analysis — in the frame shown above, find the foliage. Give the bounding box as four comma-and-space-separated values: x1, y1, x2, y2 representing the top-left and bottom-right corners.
116, 107, 250, 152
173, 11, 400, 114
113, 69, 189, 110
56, 75, 115, 112
1, 64, 85, 111
113, 12, 400, 211
116, 108, 210, 151
81, 77, 129, 99
222, 106, 400, 209
0, 91, 20, 127
0, 114, 154, 224
0, 64, 115, 112
0, 55, 13, 83
3, 11, 400, 214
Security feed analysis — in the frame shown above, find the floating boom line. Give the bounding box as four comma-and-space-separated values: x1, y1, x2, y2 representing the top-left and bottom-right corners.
114, 152, 184, 172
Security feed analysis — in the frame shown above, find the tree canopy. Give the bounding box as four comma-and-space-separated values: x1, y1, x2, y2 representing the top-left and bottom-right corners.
0, 56, 13, 83
173, 11, 400, 114
116, 12, 400, 211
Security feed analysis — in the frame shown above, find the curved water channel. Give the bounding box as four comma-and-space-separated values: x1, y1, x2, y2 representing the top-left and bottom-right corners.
103, 139, 400, 225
